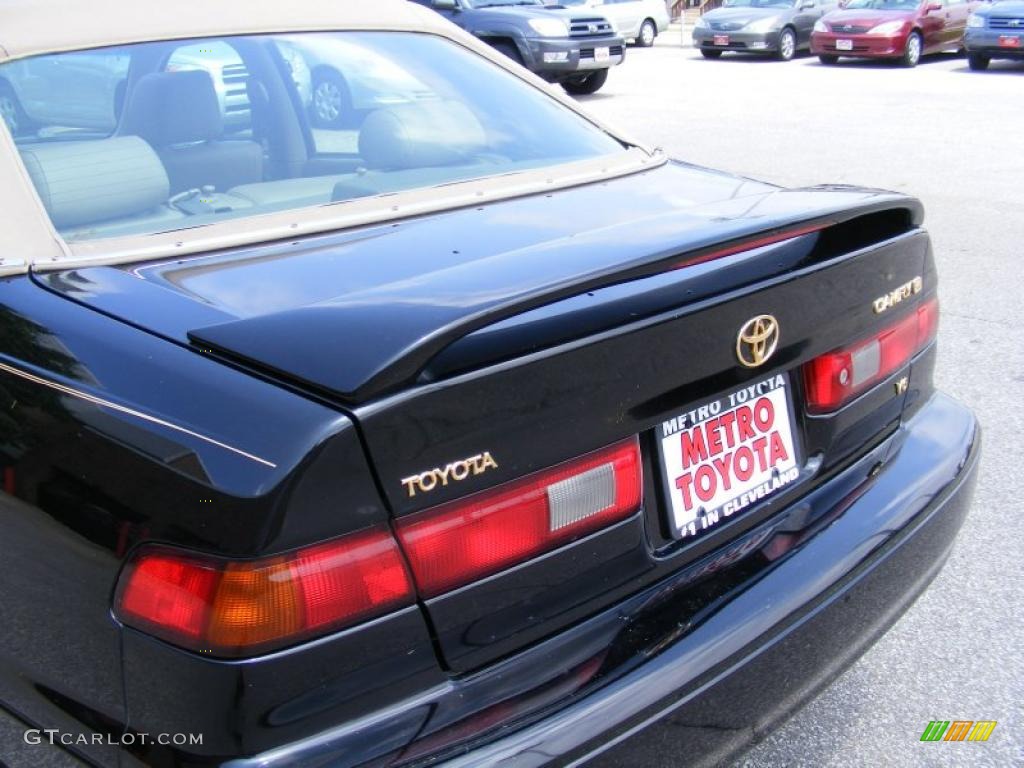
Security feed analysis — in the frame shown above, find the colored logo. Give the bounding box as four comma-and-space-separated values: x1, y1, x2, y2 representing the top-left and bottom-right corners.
736, 315, 780, 368
920, 721, 997, 742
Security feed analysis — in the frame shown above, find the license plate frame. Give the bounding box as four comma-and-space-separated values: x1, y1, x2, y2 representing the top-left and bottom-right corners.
836, 38, 854, 51
657, 374, 801, 541
713, 34, 730, 46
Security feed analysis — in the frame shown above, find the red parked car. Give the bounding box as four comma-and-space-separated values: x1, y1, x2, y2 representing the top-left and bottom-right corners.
811, 0, 976, 66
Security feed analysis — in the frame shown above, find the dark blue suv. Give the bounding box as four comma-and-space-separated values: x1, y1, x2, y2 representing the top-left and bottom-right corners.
965, 0, 1024, 69
411, 0, 625, 94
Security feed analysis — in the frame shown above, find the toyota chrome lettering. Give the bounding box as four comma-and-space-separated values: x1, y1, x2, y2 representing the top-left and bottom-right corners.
401, 452, 499, 498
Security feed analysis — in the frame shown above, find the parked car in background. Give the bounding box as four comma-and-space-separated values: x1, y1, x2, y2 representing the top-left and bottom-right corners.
412, 0, 625, 94
0, 42, 311, 139
694, 0, 839, 61
964, 0, 1024, 69
0, 50, 128, 136
557, 0, 672, 46
287, 36, 440, 129
811, 0, 977, 67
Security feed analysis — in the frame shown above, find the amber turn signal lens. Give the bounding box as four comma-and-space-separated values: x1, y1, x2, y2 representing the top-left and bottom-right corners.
115, 528, 413, 657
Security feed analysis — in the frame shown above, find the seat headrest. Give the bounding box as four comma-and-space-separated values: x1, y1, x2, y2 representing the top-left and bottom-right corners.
19, 136, 169, 229
120, 70, 224, 146
358, 101, 488, 171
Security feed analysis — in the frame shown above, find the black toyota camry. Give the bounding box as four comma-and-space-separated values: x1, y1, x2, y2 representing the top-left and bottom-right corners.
0, 1, 979, 767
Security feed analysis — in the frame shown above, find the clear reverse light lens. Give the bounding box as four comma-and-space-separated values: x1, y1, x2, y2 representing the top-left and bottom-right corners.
547, 463, 617, 531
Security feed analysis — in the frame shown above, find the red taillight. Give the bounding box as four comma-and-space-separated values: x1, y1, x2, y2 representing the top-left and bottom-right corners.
115, 527, 413, 657
672, 224, 825, 270
395, 439, 642, 598
804, 297, 939, 413
916, 295, 939, 343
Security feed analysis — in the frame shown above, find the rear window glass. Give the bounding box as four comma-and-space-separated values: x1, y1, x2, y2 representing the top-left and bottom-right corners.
0, 32, 624, 243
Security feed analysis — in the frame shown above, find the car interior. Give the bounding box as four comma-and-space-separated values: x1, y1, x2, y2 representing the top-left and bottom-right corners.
2, 33, 624, 243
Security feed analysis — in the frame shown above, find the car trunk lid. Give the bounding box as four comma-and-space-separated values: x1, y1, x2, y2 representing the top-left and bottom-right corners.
353, 215, 932, 672
35, 162, 931, 671
37, 163, 918, 406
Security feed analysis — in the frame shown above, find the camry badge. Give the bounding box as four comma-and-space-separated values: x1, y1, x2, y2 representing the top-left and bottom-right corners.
874, 276, 923, 314
736, 315, 780, 369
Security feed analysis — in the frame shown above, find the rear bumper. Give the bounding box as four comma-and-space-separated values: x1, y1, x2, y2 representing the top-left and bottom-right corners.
229, 392, 979, 768
811, 31, 909, 57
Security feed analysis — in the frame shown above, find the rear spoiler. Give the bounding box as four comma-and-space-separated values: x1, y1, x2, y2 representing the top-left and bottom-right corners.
189, 187, 923, 404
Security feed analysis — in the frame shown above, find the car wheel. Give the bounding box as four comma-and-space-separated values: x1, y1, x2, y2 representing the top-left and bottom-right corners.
637, 19, 657, 48
967, 52, 990, 71
0, 82, 28, 137
776, 28, 797, 61
310, 69, 352, 129
901, 31, 922, 67
701, 49, 723, 59
562, 68, 609, 95
490, 41, 524, 66
818, 54, 839, 65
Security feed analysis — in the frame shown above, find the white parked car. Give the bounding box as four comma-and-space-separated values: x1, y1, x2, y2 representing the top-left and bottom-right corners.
557, 0, 671, 46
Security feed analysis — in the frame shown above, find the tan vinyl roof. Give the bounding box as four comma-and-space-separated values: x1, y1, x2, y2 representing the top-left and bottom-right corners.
0, 0, 444, 62
0, 0, 662, 276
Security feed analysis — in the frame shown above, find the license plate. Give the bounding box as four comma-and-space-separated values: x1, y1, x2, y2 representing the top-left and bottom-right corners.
595, 46, 611, 62
659, 374, 800, 540
999, 35, 1022, 48
836, 38, 854, 51
714, 35, 730, 46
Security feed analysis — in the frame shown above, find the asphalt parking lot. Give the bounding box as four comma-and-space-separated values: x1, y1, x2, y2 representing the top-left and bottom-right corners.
579, 28, 1023, 768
